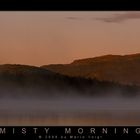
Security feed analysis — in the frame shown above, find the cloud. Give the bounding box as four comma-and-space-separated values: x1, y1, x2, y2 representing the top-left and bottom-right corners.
66, 17, 83, 20
95, 12, 140, 23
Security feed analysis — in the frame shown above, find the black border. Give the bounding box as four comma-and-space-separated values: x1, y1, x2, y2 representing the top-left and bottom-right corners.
0, 0, 140, 10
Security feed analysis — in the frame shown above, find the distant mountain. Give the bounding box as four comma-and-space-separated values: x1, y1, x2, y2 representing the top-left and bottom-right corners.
0, 64, 139, 97
42, 53, 140, 86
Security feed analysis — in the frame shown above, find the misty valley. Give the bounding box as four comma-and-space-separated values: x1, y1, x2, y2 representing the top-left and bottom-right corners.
1, 54, 140, 125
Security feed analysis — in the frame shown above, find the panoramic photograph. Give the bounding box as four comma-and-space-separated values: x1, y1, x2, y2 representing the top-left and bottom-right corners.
0, 11, 140, 125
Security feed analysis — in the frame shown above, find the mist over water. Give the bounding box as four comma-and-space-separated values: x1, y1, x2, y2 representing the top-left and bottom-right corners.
1, 95, 140, 111
0, 90, 140, 125
0, 93, 140, 113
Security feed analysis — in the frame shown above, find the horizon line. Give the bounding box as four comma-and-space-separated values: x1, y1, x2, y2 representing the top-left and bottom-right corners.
0, 52, 140, 67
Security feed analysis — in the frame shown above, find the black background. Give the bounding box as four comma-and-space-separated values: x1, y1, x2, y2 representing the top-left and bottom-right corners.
0, 0, 140, 10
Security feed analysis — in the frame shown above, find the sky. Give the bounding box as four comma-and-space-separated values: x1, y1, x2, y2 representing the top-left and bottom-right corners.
0, 11, 140, 66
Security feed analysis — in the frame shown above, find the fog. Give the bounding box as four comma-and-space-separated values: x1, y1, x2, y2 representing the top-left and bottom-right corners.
0, 90, 140, 125
0, 95, 140, 112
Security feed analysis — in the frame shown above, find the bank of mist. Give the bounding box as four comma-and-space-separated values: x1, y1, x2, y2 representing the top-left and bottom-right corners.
0, 64, 140, 125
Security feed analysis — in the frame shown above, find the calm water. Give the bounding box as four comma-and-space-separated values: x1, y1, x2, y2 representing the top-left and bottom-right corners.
0, 96, 140, 125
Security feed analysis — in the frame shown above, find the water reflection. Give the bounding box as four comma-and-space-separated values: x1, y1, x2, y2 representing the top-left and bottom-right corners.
0, 96, 140, 125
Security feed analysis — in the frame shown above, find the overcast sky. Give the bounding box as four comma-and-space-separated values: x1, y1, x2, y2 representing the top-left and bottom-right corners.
0, 11, 140, 66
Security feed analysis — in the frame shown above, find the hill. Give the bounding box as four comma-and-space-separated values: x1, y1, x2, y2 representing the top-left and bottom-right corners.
42, 53, 140, 86
0, 64, 139, 97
